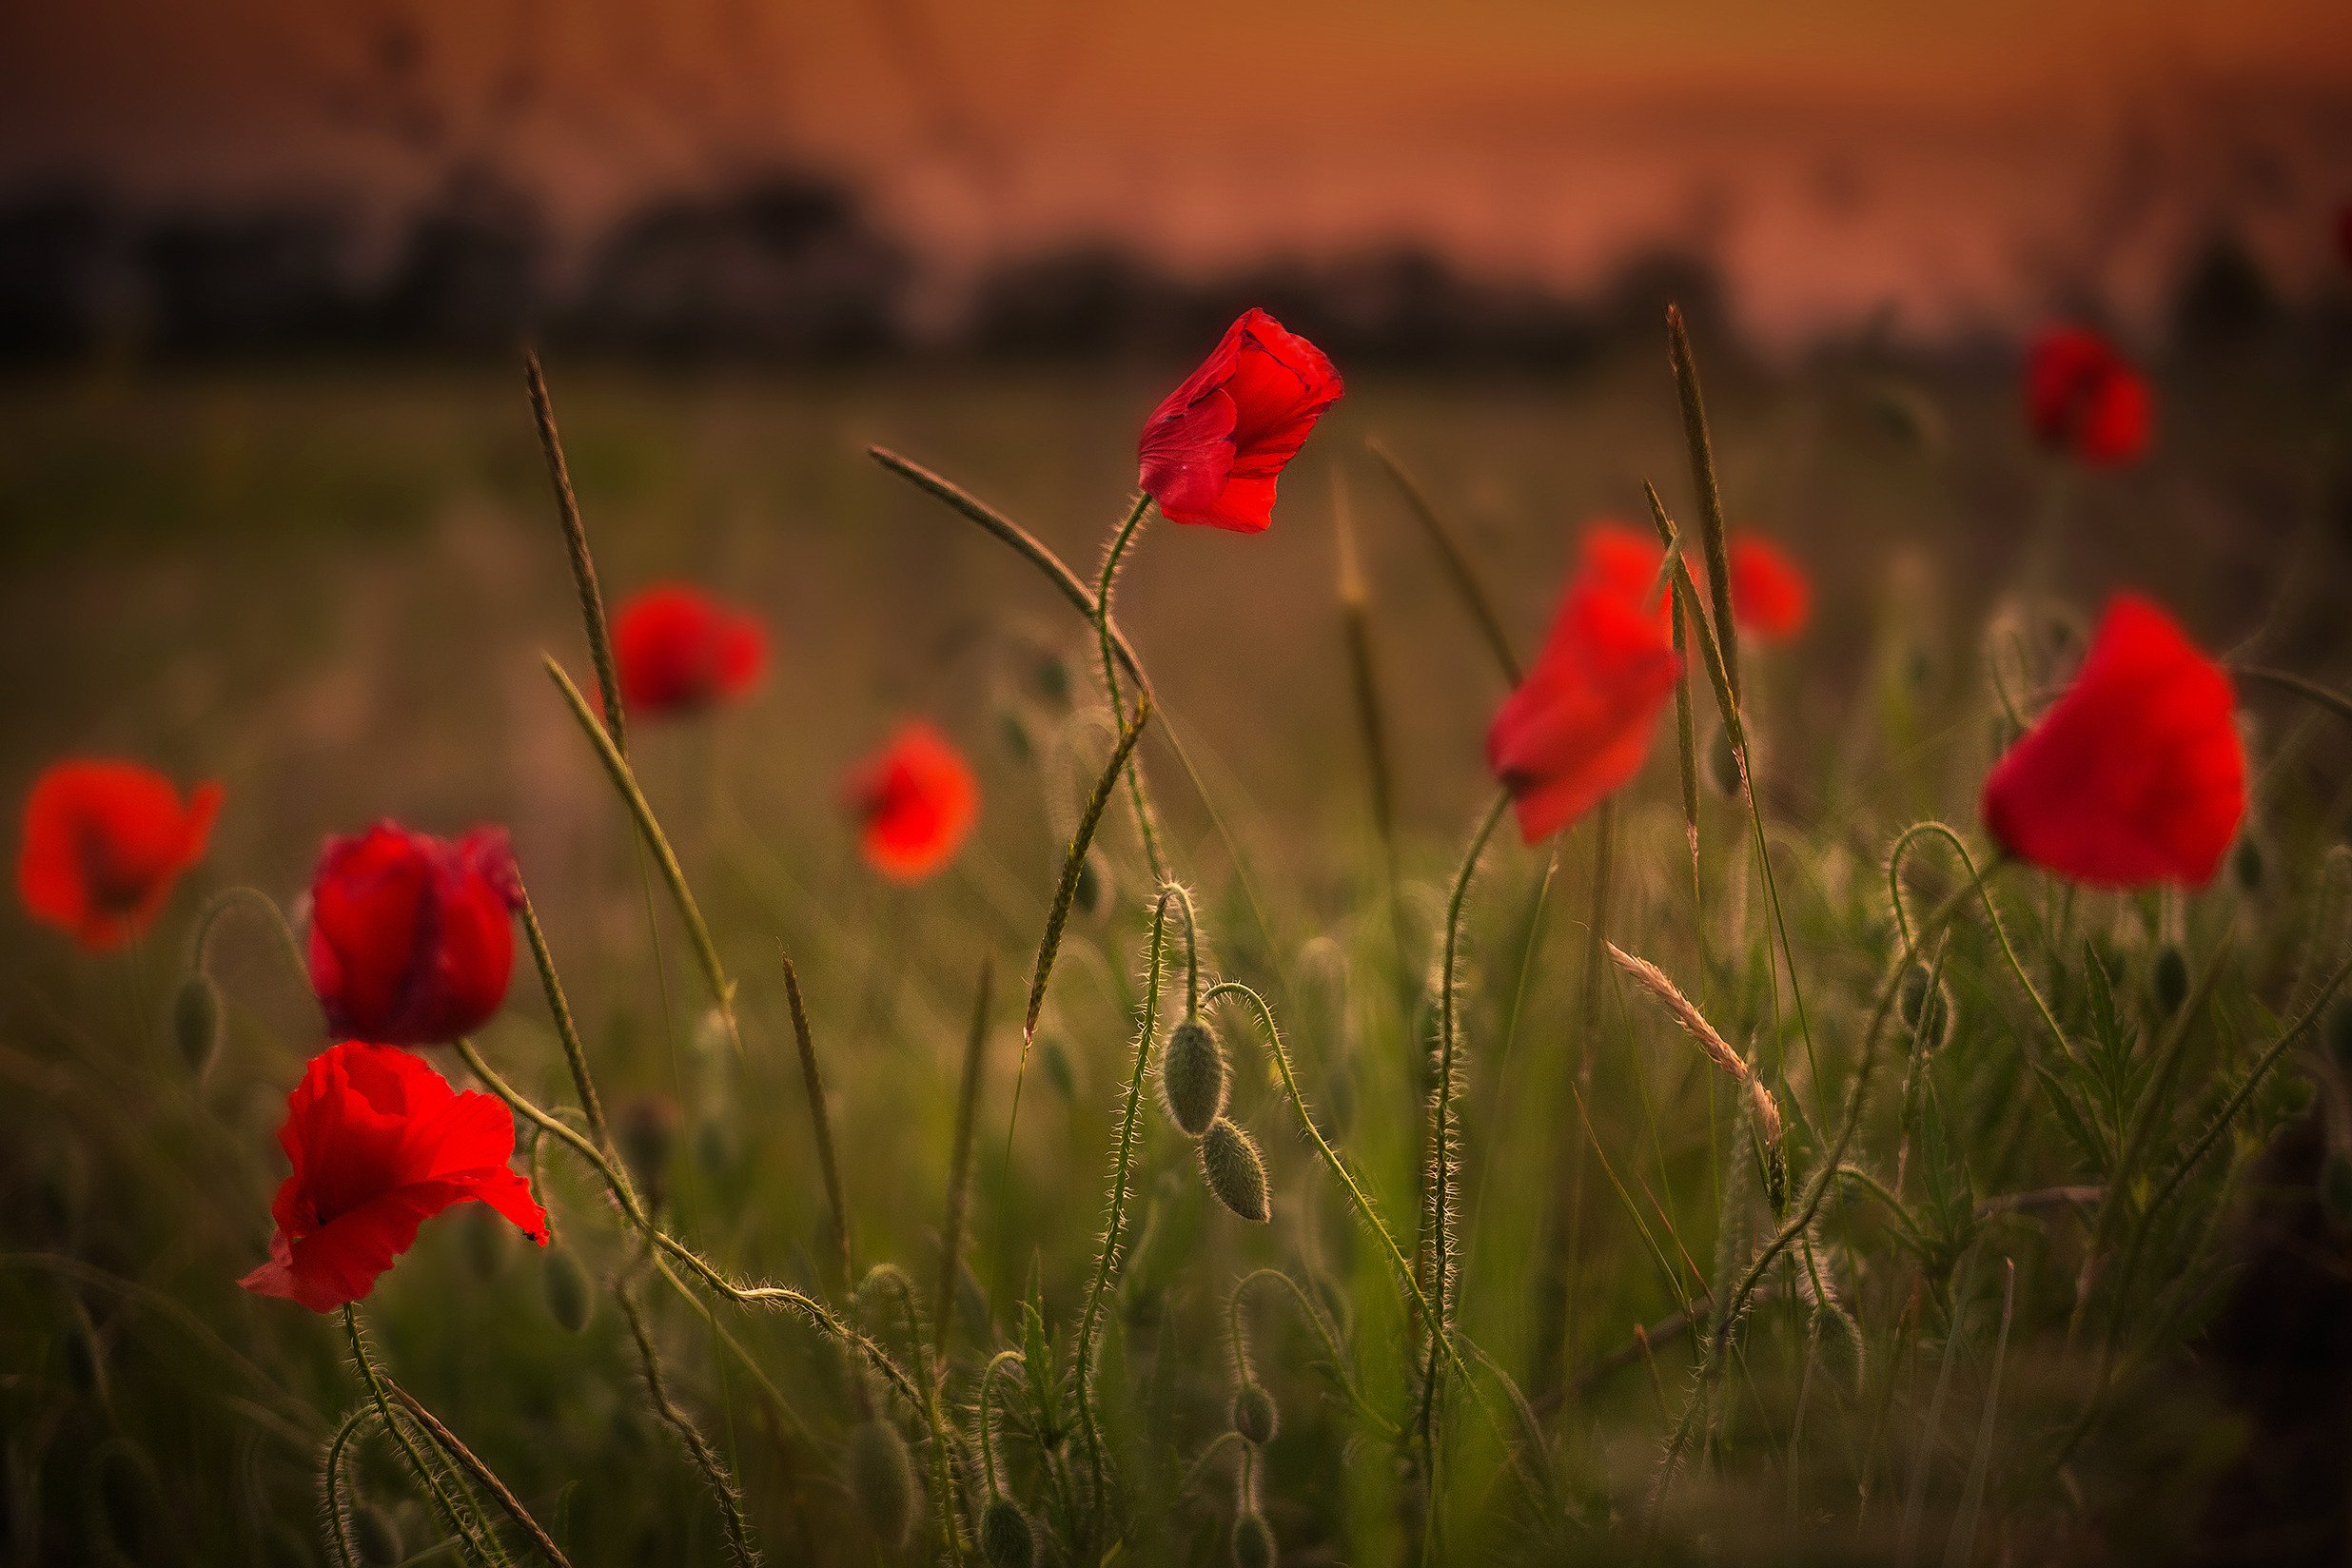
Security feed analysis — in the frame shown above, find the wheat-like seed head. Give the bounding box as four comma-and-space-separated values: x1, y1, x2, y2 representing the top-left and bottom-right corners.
1605, 942, 1746, 1082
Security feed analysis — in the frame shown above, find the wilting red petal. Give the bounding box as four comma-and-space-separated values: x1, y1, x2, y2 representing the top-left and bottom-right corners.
614, 583, 768, 717
307, 823, 522, 1046
1486, 530, 1682, 843
1730, 537, 1812, 640
17, 760, 221, 951
240, 1041, 547, 1312
1980, 594, 2244, 888
2025, 326, 2152, 467
1139, 309, 1343, 534
846, 721, 978, 880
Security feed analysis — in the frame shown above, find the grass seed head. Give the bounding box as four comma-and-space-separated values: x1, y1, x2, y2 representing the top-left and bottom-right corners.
1202, 1118, 1271, 1224
1607, 943, 1744, 1080
1161, 1016, 1229, 1137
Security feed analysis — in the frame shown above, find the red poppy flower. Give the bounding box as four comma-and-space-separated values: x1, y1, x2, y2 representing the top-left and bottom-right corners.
846, 721, 978, 880
308, 823, 523, 1046
613, 584, 767, 717
2025, 326, 2151, 467
240, 1041, 547, 1311
1487, 529, 1683, 843
1980, 594, 2244, 888
1138, 308, 1343, 534
1729, 537, 1811, 640
18, 760, 222, 951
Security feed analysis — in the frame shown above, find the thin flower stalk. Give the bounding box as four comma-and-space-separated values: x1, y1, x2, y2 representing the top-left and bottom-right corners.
935, 959, 991, 1367
1094, 491, 1169, 884
524, 351, 627, 755
617, 1282, 757, 1568
780, 951, 854, 1296
544, 655, 741, 1056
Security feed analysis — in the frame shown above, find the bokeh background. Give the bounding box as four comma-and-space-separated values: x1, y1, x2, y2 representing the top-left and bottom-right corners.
5, 5, 2352, 1564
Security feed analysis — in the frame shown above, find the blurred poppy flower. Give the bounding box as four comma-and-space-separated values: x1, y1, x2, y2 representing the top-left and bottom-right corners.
1980, 594, 2243, 887
240, 1041, 547, 1311
847, 721, 977, 880
1139, 308, 1343, 533
1729, 537, 1811, 640
308, 824, 523, 1046
2025, 326, 2151, 467
1487, 528, 1683, 843
18, 760, 222, 951
613, 584, 767, 717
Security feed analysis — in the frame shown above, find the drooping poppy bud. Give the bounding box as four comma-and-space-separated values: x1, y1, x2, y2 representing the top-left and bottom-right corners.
1201, 1117, 1270, 1224
845, 721, 978, 881
1139, 308, 1343, 534
848, 1418, 917, 1546
1231, 1511, 1277, 1568
1159, 1016, 1227, 1138
2024, 326, 2152, 467
612, 583, 767, 718
307, 823, 524, 1046
1231, 1380, 1279, 1445
1486, 527, 1682, 843
239, 1041, 549, 1311
1980, 595, 2244, 888
174, 972, 225, 1076
1729, 536, 1812, 641
980, 1496, 1036, 1568
17, 759, 222, 952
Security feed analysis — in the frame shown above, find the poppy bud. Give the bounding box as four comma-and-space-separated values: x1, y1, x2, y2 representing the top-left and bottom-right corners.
354, 1503, 403, 1567
979, 1496, 1036, 1568
2231, 836, 2264, 895
1160, 1017, 1228, 1138
173, 972, 223, 1077
1201, 1119, 1270, 1224
1230, 1510, 1277, 1568
2323, 1152, 2352, 1234
1231, 1381, 1279, 1446
848, 1419, 917, 1546
2152, 945, 2189, 1016
542, 1247, 592, 1333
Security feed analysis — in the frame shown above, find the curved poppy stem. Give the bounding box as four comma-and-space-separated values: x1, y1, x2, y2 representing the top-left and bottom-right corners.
2231, 663, 2352, 731
186, 885, 310, 992
1096, 491, 1169, 885
616, 1280, 756, 1568
543, 656, 741, 1059
1201, 979, 1556, 1516
382, 1376, 573, 1568
342, 1306, 505, 1568
1227, 1267, 1395, 1438
319, 1406, 378, 1568
977, 1348, 1025, 1498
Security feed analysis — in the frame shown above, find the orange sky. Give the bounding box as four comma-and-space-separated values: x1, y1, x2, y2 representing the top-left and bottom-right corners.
4, 1, 2348, 340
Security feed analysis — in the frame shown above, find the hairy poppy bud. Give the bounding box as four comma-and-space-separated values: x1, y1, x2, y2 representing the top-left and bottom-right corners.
1201, 1118, 1270, 1224
2152, 945, 2189, 1016
849, 1419, 917, 1546
542, 1248, 592, 1332
1231, 1381, 1279, 1446
353, 1503, 403, 1567
1160, 1017, 1227, 1138
1230, 1510, 1277, 1568
174, 972, 223, 1076
979, 1496, 1036, 1568
2231, 836, 2264, 895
